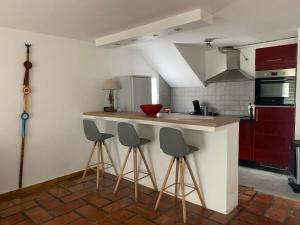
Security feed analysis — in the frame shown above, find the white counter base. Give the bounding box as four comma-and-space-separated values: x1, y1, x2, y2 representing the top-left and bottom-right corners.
83, 114, 239, 214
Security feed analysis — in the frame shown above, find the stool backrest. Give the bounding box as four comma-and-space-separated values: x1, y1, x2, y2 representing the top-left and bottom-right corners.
83, 119, 101, 141
160, 127, 189, 156
118, 122, 140, 147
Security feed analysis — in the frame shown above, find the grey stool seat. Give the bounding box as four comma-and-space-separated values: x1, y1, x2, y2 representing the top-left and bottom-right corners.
82, 119, 118, 189
154, 127, 205, 224
114, 122, 157, 202
117, 122, 150, 147
83, 119, 114, 141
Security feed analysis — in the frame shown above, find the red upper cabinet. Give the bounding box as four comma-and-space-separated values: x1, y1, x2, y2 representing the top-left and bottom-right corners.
255, 44, 297, 71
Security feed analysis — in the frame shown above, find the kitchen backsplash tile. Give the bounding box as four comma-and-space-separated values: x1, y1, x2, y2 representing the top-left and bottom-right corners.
171, 81, 255, 116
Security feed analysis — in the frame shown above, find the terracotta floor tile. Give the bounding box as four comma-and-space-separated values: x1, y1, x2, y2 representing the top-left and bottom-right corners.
42, 212, 80, 225
0, 201, 37, 217
243, 190, 257, 197
0, 200, 14, 211
104, 209, 134, 224
127, 203, 159, 219
0, 213, 25, 225
68, 218, 91, 225
102, 197, 134, 213
102, 187, 133, 201
11, 195, 36, 205
138, 185, 155, 195
47, 187, 70, 198
67, 182, 95, 193
36, 193, 63, 210
24, 206, 52, 224
15, 220, 32, 225
244, 201, 269, 215
188, 213, 220, 225
236, 211, 281, 225
252, 193, 274, 205
209, 208, 239, 224
50, 199, 86, 216
76, 204, 106, 223
154, 214, 178, 225
265, 206, 291, 223
83, 193, 111, 208
61, 188, 93, 203
238, 193, 253, 202
186, 202, 212, 217
127, 215, 156, 225
1, 172, 300, 225
273, 198, 300, 209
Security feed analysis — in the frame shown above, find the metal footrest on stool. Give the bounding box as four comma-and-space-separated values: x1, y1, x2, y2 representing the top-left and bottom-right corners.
162, 182, 197, 198
88, 162, 113, 172
122, 170, 150, 182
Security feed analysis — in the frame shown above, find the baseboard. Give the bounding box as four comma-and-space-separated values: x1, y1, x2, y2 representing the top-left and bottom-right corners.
239, 160, 289, 175
0, 169, 90, 198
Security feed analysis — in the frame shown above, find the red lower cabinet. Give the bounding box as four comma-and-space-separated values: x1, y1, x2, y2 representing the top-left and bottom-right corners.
239, 106, 295, 167
253, 121, 294, 166
239, 120, 254, 161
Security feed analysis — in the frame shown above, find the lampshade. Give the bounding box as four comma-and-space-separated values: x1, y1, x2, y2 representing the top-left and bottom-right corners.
102, 79, 121, 90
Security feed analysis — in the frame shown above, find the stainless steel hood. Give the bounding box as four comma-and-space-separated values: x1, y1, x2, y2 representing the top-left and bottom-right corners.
206, 47, 253, 84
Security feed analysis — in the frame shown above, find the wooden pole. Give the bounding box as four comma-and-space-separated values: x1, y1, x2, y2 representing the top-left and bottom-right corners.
19, 137, 25, 188
19, 43, 32, 188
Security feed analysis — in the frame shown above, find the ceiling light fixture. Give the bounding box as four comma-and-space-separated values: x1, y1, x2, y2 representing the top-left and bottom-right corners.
174, 28, 183, 32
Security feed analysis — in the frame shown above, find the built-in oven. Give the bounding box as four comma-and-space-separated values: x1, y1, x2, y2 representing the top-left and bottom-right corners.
255, 69, 296, 106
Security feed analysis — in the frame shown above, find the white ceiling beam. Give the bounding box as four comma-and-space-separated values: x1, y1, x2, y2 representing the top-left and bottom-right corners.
95, 8, 213, 47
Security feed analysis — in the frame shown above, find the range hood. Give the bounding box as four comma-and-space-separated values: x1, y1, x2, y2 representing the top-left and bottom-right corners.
206, 47, 253, 84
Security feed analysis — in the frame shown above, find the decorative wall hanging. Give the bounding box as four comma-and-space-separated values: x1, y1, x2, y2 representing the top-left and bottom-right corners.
19, 43, 32, 188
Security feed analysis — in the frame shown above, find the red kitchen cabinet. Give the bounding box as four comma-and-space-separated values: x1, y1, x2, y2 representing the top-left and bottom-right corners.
255, 44, 297, 71
253, 107, 295, 167
239, 120, 254, 161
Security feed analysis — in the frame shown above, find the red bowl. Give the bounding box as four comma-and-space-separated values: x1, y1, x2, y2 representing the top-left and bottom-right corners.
140, 104, 163, 116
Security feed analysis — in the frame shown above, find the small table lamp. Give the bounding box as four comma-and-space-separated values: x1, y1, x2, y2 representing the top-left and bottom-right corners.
102, 79, 121, 112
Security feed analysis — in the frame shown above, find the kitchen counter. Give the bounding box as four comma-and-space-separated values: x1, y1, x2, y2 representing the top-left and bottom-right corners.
83, 111, 240, 131
82, 111, 239, 214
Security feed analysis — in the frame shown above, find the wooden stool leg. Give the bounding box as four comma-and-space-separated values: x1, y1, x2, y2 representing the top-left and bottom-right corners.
96, 142, 101, 189
133, 148, 138, 202
179, 157, 187, 223
154, 157, 175, 211
113, 148, 131, 193
175, 157, 179, 199
102, 141, 118, 176
138, 147, 158, 191
99, 142, 104, 175
82, 142, 97, 180
184, 156, 206, 208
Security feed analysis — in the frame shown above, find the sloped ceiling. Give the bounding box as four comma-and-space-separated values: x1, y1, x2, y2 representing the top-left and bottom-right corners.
135, 40, 203, 87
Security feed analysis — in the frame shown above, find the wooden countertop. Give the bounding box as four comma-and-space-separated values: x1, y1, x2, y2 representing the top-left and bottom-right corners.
83, 112, 240, 130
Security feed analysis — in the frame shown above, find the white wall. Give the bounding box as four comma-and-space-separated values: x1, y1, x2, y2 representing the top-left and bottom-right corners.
134, 40, 203, 87
205, 49, 227, 80
175, 44, 206, 86
0, 27, 157, 194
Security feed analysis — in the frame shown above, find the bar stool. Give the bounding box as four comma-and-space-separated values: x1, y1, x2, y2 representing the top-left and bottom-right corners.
82, 119, 118, 189
154, 127, 206, 223
113, 122, 158, 201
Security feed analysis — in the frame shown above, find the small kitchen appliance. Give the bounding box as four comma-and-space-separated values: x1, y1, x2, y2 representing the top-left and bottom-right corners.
190, 100, 201, 115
